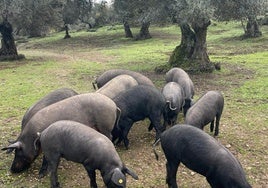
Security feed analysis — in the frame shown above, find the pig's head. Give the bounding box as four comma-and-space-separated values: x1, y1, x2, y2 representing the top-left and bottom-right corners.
104, 167, 138, 188
164, 101, 178, 126
2, 136, 41, 173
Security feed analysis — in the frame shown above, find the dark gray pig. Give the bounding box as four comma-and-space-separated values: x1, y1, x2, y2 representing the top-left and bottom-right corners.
165, 68, 194, 116
93, 69, 155, 89
96, 74, 138, 98
157, 124, 251, 188
21, 88, 78, 130
162, 82, 185, 127
112, 85, 166, 149
37, 120, 138, 188
184, 90, 224, 136
2, 93, 120, 175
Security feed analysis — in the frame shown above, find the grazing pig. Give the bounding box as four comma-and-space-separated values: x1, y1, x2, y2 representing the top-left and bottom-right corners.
93, 69, 155, 89
112, 85, 166, 149
185, 90, 224, 136
96, 74, 138, 98
37, 120, 138, 188
162, 82, 184, 127
2, 93, 120, 176
21, 88, 78, 130
157, 124, 252, 188
165, 68, 194, 116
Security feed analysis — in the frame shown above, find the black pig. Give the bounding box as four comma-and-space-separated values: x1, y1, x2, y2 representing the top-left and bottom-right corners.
21, 88, 78, 130
96, 74, 138, 98
2, 93, 120, 176
158, 124, 252, 188
185, 90, 224, 136
93, 69, 155, 89
162, 82, 184, 127
165, 68, 194, 116
112, 85, 166, 149
37, 120, 138, 188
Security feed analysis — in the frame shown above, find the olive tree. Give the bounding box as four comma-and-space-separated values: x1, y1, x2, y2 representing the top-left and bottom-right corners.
113, 0, 135, 38
62, 0, 80, 38
166, 0, 266, 72
0, 1, 25, 60
213, 0, 267, 38
167, 0, 215, 72
13, 0, 64, 37
0, 0, 93, 38
62, 0, 93, 38
113, 0, 167, 40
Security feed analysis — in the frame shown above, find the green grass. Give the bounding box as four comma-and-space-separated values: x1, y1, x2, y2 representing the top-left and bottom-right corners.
0, 22, 267, 187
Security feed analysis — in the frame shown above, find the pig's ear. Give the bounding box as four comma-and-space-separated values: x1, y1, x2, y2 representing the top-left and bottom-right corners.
124, 166, 139, 180
2, 141, 22, 153
111, 168, 126, 187
167, 100, 177, 111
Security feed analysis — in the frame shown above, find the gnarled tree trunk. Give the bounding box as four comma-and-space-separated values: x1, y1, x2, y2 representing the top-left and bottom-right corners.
191, 21, 214, 72
0, 20, 17, 56
0, 18, 24, 61
135, 21, 151, 40
244, 16, 262, 38
169, 23, 195, 62
168, 21, 214, 73
123, 20, 133, 38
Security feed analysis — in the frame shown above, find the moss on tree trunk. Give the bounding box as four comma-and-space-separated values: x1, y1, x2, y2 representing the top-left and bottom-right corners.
169, 23, 195, 65
168, 22, 214, 73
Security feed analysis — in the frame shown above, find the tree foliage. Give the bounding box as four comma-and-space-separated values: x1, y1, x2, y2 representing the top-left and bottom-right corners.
114, 0, 168, 39
62, 0, 92, 38
213, 0, 267, 21
0, 0, 64, 37
89, 1, 114, 28
0, 0, 93, 37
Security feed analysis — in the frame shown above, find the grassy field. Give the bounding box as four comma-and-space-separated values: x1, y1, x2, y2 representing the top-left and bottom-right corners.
0, 22, 267, 187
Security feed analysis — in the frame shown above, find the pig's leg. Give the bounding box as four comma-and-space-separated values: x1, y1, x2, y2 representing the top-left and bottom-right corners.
39, 156, 48, 178
48, 156, 60, 188
148, 122, 154, 131
84, 165, 97, 188
210, 119, 215, 133
121, 118, 133, 150
215, 114, 221, 136
166, 161, 179, 188
149, 112, 165, 141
